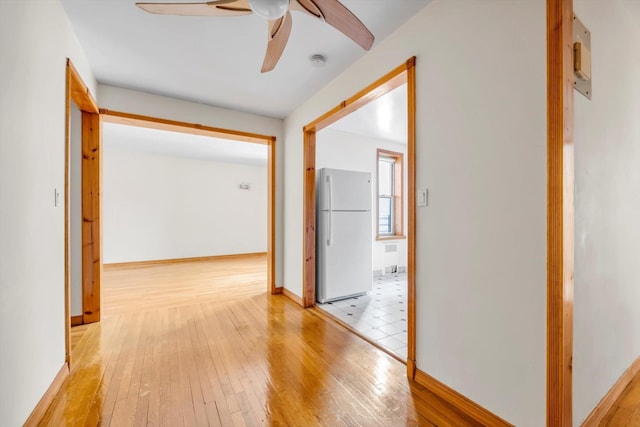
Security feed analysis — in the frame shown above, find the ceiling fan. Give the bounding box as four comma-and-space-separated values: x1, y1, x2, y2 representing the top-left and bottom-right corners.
136, 0, 375, 73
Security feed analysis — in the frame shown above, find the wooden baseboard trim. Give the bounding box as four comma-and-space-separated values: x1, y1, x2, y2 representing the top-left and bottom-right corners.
70, 315, 83, 326
273, 286, 284, 295
104, 252, 267, 269
23, 363, 69, 427
582, 355, 640, 426
280, 287, 304, 307
407, 358, 417, 379
414, 368, 513, 427
311, 306, 406, 364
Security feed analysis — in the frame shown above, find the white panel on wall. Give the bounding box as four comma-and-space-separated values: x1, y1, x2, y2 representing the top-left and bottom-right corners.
103, 147, 268, 263
573, 1, 640, 424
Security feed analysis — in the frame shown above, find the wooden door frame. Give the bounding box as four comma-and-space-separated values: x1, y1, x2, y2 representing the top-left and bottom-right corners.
547, 0, 574, 424
99, 110, 278, 295
302, 57, 417, 374
64, 59, 101, 366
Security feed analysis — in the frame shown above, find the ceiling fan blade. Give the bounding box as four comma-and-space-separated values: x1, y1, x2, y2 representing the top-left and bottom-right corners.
292, 0, 374, 50
136, 1, 252, 17
261, 11, 293, 73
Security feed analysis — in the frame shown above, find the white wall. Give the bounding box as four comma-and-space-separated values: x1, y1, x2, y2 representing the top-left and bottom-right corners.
70, 102, 83, 316
0, 1, 96, 425
573, 1, 640, 424
316, 128, 408, 274
98, 85, 284, 283
103, 148, 267, 263
282, 1, 546, 424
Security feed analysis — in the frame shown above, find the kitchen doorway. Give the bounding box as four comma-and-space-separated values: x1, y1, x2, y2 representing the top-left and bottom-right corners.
302, 58, 417, 371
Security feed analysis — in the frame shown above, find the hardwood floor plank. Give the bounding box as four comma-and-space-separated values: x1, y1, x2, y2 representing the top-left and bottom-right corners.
42, 255, 487, 426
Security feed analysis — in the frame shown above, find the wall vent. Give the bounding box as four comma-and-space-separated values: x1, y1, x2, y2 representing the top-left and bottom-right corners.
385, 244, 398, 253
383, 243, 399, 275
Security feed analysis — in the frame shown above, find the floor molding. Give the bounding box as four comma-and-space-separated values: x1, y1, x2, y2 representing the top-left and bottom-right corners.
104, 252, 267, 269
23, 363, 69, 427
414, 369, 513, 427
70, 315, 83, 326
279, 287, 304, 307
582, 355, 640, 426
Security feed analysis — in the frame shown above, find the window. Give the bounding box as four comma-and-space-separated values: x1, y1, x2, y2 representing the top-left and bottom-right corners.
377, 150, 404, 239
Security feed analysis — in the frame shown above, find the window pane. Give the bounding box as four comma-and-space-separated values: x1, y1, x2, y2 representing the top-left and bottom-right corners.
378, 159, 393, 196
379, 197, 392, 234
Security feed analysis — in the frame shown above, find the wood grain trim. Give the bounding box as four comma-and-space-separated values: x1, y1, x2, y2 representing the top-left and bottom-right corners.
547, 0, 574, 425
376, 235, 407, 241
70, 315, 84, 327
414, 369, 514, 427
100, 109, 273, 145
406, 57, 417, 378
303, 129, 317, 308
103, 253, 268, 269
303, 61, 409, 132
23, 364, 69, 427
81, 112, 102, 325
67, 60, 98, 114
65, 59, 98, 365
64, 61, 72, 366
281, 287, 304, 307
268, 137, 277, 294
582, 355, 640, 426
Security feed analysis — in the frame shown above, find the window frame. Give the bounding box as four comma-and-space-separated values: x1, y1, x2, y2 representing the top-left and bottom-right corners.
376, 149, 405, 240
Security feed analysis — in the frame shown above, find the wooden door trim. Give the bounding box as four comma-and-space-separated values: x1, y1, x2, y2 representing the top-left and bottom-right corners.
99, 109, 278, 295
100, 109, 272, 145
81, 111, 102, 325
302, 57, 417, 373
64, 59, 99, 366
546, 0, 574, 424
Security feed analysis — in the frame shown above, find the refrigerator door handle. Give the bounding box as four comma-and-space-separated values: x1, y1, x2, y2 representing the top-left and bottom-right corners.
327, 211, 332, 246
327, 175, 333, 246
327, 175, 332, 212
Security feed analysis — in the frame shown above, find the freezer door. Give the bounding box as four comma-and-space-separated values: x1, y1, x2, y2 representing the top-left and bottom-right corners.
318, 168, 371, 212
317, 211, 372, 303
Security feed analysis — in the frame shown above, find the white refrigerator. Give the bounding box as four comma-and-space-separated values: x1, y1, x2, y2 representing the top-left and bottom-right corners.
316, 168, 372, 303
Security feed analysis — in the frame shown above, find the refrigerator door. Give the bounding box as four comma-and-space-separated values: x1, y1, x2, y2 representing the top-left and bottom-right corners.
317, 210, 372, 303
318, 168, 371, 212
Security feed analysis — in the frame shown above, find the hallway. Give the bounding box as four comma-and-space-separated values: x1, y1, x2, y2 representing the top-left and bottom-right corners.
41, 255, 480, 426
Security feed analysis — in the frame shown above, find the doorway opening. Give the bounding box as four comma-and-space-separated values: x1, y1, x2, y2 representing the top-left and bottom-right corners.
98, 117, 273, 316
302, 58, 416, 371
64, 60, 277, 366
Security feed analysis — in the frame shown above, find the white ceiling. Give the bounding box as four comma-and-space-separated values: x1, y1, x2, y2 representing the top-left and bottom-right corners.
328, 83, 407, 144
104, 122, 268, 166
60, 0, 431, 118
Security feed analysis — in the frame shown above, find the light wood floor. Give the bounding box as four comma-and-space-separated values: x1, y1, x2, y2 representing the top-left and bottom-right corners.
601, 373, 640, 426
42, 254, 481, 426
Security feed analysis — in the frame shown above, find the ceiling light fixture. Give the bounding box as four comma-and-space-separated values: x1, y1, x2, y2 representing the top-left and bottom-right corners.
310, 54, 326, 68
247, 0, 289, 20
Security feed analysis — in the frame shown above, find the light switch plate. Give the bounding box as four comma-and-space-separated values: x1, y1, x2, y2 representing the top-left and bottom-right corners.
418, 189, 428, 207
54, 188, 60, 207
